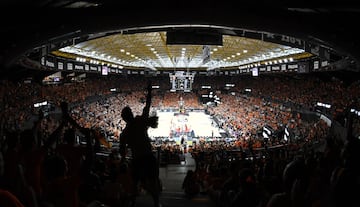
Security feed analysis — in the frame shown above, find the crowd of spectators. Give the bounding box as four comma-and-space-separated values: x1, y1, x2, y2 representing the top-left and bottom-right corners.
0, 70, 360, 206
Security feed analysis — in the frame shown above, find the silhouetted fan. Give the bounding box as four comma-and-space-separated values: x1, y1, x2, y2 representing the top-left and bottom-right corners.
119, 81, 161, 207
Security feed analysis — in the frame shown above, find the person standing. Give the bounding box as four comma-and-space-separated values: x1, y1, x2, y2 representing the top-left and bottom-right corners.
119, 81, 161, 207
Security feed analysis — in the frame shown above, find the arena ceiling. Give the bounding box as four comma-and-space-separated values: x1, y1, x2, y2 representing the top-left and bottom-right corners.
52, 29, 311, 71
1, 1, 360, 74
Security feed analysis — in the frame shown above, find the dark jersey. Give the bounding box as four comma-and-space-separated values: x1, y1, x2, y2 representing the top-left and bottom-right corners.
120, 115, 153, 159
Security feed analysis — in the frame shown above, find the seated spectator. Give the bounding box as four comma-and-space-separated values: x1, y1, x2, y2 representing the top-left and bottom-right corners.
41, 154, 77, 207
266, 158, 305, 207
230, 167, 259, 207
182, 169, 200, 198
56, 127, 88, 177
330, 137, 360, 207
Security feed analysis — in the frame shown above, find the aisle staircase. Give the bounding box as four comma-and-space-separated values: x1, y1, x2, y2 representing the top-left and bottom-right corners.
134, 153, 215, 207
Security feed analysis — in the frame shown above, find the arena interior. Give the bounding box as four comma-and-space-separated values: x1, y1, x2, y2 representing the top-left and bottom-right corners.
1, 2, 360, 207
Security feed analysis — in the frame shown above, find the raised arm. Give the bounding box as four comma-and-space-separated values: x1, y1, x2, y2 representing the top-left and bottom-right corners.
61, 101, 87, 134
142, 81, 152, 118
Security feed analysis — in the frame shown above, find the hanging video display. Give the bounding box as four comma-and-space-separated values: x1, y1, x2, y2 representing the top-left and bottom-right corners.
169, 71, 195, 92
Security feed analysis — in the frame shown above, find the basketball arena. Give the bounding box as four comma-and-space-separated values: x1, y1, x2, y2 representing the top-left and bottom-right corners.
1, 3, 360, 207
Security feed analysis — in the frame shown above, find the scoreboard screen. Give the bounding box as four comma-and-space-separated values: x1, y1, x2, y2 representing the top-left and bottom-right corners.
169, 71, 195, 92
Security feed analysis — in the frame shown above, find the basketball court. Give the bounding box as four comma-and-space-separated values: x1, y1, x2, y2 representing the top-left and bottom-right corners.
148, 110, 222, 140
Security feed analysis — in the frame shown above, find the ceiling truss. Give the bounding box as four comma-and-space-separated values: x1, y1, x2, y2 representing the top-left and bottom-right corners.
54, 30, 311, 71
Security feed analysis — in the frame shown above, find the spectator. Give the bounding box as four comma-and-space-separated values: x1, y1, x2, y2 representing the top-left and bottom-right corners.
119, 81, 161, 207
182, 170, 200, 198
